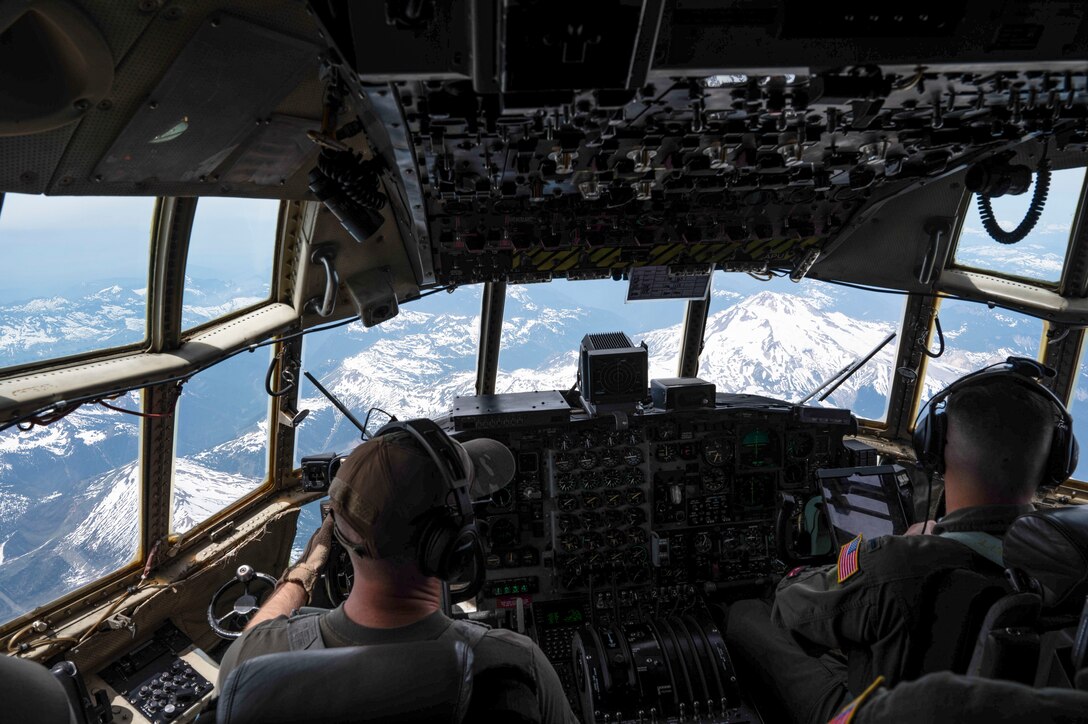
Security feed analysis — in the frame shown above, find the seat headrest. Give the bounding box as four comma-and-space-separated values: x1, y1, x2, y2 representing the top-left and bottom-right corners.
0, 656, 76, 724
217, 639, 474, 724
1003, 505, 1088, 612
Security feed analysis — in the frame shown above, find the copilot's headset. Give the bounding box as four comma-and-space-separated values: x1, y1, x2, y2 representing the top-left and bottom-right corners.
331, 418, 486, 600
912, 356, 1079, 488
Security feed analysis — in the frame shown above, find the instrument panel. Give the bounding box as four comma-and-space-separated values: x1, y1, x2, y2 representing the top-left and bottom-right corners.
459, 393, 854, 720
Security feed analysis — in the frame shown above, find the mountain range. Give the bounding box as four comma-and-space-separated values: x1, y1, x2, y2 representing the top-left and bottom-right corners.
0, 273, 1062, 622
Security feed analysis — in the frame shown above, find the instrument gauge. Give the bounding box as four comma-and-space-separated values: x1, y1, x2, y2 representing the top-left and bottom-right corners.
703, 468, 726, 493
559, 560, 586, 589
604, 490, 624, 507
679, 442, 698, 460
702, 437, 733, 467
787, 431, 815, 459
555, 434, 576, 451
489, 488, 514, 509
554, 452, 576, 473
581, 511, 602, 529
557, 494, 579, 512
581, 431, 598, 449
625, 488, 646, 506
602, 509, 624, 528
601, 471, 623, 488
625, 429, 643, 445
628, 565, 650, 584
605, 529, 626, 548
655, 444, 677, 463
626, 525, 647, 542
586, 551, 605, 568
557, 474, 579, 492
628, 545, 649, 564
557, 514, 581, 532
581, 492, 602, 510
608, 549, 626, 566
578, 451, 598, 470
559, 533, 581, 553
656, 422, 677, 440
582, 532, 604, 550
489, 518, 518, 548
519, 484, 539, 500
582, 474, 603, 490
622, 447, 643, 466
604, 432, 623, 448
624, 470, 644, 486
599, 451, 620, 468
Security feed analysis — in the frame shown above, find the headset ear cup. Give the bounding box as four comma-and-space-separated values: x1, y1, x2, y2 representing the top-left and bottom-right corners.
933, 407, 948, 474
417, 513, 456, 578
1047, 422, 1078, 486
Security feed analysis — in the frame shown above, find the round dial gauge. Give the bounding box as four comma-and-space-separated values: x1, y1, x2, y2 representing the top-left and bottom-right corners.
602, 509, 624, 528
787, 431, 815, 459
601, 471, 623, 488
559, 533, 581, 553
627, 545, 649, 564
702, 438, 733, 467
582, 473, 603, 490
557, 494, 579, 512
489, 488, 514, 509
581, 511, 602, 529
581, 431, 598, 449
623, 470, 644, 487
627, 525, 647, 543
628, 565, 650, 584
554, 453, 577, 473
582, 532, 604, 551
555, 434, 576, 451
625, 507, 647, 526
622, 447, 643, 466
560, 560, 585, 589
557, 474, 579, 492
655, 444, 677, 463
703, 468, 726, 493
609, 549, 627, 566
625, 488, 646, 506
626, 429, 643, 445
599, 451, 620, 468
679, 443, 698, 460
578, 451, 598, 470
604, 490, 624, 507
604, 432, 623, 448
605, 529, 626, 548
585, 551, 605, 568
582, 492, 602, 510
557, 514, 581, 532
489, 519, 518, 548
519, 484, 539, 500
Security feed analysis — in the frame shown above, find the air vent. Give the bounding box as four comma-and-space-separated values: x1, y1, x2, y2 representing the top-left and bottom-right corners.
0, 1, 113, 136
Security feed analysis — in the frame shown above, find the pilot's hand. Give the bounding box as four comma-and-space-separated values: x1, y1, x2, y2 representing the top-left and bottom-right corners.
904, 520, 936, 536
278, 513, 335, 600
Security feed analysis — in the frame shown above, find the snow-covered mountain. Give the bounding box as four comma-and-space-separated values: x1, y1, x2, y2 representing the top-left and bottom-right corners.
0, 275, 1054, 623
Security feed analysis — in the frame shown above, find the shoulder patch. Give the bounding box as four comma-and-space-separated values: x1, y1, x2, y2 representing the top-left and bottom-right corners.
837, 534, 863, 584
827, 675, 885, 724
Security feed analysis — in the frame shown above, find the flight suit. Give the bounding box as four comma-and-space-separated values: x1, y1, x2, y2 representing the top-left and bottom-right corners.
726, 504, 1030, 724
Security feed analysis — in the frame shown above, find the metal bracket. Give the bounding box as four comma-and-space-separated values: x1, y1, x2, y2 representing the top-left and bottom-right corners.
306, 244, 340, 318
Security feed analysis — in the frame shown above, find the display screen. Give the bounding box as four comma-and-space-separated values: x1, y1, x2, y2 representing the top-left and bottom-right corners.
542, 607, 584, 627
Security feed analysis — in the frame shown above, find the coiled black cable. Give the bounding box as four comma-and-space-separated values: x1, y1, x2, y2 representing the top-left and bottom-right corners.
316, 148, 386, 211
976, 159, 1050, 245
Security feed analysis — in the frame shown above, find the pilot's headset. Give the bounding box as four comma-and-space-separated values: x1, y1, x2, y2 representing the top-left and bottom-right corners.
912, 356, 1079, 488
373, 418, 485, 595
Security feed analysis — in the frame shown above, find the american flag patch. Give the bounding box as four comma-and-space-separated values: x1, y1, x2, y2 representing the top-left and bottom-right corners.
827, 675, 885, 724
837, 534, 863, 584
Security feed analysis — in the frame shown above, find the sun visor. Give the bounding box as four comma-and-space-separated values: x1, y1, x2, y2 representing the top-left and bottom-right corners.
94, 14, 317, 187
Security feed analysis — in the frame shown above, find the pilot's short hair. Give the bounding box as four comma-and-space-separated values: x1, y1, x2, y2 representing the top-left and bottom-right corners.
945, 377, 1056, 496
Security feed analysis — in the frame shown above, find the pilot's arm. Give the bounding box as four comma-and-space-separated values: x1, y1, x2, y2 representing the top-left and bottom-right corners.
771, 536, 915, 687
243, 514, 335, 630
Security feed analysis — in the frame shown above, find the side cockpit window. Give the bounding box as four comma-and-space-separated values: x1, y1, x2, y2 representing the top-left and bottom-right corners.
953, 166, 1087, 285
182, 197, 278, 331
0, 194, 156, 370
0, 396, 142, 626
172, 350, 271, 534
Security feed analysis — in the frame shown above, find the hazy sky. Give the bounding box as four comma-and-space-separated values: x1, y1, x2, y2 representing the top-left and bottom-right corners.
0, 194, 278, 303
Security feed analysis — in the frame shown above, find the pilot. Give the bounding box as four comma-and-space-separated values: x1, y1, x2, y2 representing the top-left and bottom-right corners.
724, 360, 1068, 724
216, 421, 577, 723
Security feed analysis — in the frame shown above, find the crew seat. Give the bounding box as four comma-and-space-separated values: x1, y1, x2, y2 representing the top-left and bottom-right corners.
967, 505, 1088, 689
204, 636, 539, 723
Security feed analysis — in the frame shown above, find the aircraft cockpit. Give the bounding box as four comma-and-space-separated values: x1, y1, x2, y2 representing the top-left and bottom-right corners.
1, 1, 1088, 722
